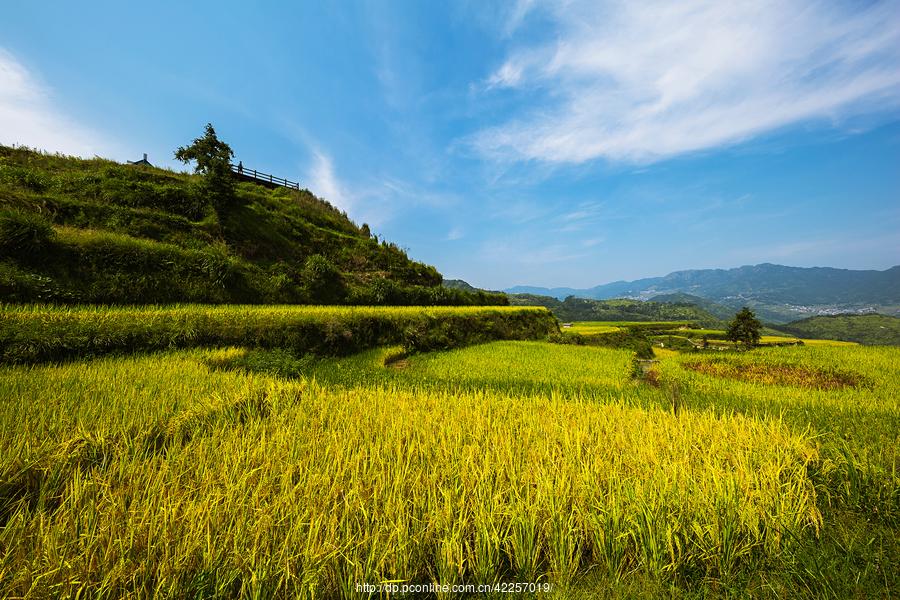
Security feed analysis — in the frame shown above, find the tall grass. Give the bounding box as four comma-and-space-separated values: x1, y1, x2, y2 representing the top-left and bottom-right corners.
1, 349, 822, 597
249, 342, 643, 402
657, 346, 900, 521
2, 317, 898, 596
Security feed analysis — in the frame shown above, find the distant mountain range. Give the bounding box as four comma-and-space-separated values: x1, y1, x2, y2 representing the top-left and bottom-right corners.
506, 264, 900, 323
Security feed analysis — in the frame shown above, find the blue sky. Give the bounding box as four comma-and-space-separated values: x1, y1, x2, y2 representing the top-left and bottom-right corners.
2, 0, 898, 289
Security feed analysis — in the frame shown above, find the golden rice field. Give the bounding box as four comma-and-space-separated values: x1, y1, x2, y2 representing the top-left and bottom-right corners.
1, 311, 898, 598
799, 338, 859, 347
562, 323, 622, 335
564, 321, 690, 336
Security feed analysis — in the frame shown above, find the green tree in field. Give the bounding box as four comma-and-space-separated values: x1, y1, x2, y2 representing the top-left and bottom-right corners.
174, 123, 235, 209
726, 307, 762, 348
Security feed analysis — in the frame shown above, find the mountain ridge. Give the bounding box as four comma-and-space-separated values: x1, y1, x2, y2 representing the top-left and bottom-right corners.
506, 263, 900, 323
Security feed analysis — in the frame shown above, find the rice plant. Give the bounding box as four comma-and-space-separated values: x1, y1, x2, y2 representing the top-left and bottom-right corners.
1, 317, 897, 597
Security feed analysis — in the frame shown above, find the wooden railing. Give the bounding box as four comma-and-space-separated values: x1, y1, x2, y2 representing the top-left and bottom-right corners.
231, 163, 300, 190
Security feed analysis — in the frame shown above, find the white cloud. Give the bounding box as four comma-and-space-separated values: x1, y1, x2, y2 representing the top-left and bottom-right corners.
0, 48, 113, 157
308, 150, 351, 212
472, 0, 900, 164
486, 60, 525, 89
305, 148, 460, 229
307, 149, 397, 230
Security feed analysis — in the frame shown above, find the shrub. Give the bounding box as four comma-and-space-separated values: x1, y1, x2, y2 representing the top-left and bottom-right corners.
0, 166, 49, 192
369, 277, 403, 305
302, 254, 347, 304
0, 209, 54, 254
548, 332, 586, 345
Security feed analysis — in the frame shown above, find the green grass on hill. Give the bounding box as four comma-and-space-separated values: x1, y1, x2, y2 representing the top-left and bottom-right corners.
0, 304, 556, 364
778, 313, 900, 346
0, 145, 505, 306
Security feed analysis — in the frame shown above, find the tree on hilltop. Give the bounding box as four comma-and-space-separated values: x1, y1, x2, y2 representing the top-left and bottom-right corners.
726, 307, 762, 349
174, 123, 235, 209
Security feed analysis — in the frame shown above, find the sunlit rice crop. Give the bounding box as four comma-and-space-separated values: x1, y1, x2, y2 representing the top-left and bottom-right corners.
0, 348, 825, 597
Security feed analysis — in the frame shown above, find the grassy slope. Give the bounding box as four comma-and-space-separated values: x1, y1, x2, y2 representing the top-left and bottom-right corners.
0, 145, 504, 306
778, 313, 900, 346
646, 292, 737, 320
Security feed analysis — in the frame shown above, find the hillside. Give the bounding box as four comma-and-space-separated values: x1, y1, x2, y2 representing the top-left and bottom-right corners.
644, 292, 736, 321
779, 314, 900, 346
442, 279, 480, 292
507, 263, 900, 322
0, 145, 504, 306
442, 278, 506, 295
509, 294, 725, 328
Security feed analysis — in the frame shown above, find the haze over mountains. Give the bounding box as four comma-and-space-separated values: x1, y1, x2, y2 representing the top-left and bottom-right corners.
506, 264, 900, 323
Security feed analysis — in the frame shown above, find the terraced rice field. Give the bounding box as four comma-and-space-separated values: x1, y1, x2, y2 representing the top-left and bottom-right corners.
1, 311, 897, 597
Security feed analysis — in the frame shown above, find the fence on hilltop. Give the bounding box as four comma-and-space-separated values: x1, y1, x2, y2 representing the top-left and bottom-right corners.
230, 163, 300, 190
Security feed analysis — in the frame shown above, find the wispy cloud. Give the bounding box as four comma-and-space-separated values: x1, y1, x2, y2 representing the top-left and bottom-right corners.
0, 48, 113, 157
306, 149, 394, 228
472, 0, 900, 164
502, 0, 538, 37
305, 147, 461, 229
550, 199, 628, 233
486, 60, 526, 89
308, 150, 351, 212
487, 197, 554, 225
